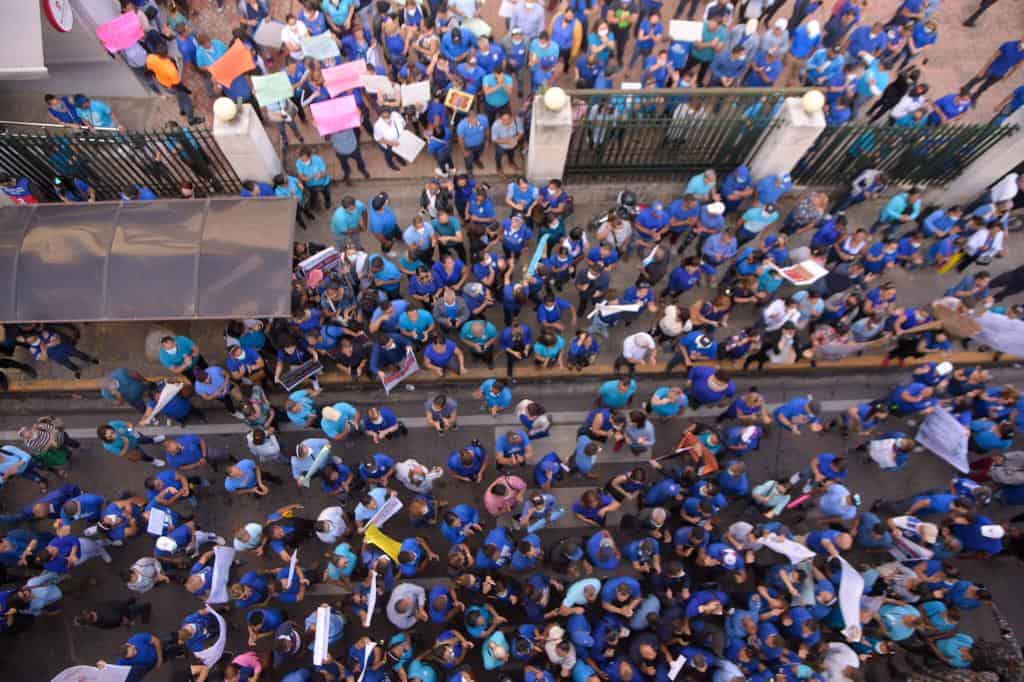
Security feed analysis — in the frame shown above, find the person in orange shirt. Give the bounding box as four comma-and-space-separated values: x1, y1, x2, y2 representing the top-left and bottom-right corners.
146, 43, 204, 126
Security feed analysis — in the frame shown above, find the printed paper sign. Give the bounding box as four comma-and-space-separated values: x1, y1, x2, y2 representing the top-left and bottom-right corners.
771, 259, 829, 285
313, 605, 331, 665
252, 72, 294, 106
367, 495, 404, 529
381, 348, 419, 394
311, 95, 361, 135
444, 89, 474, 112
300, 32, 341, 61
324, 61, 366, 97
96, 13, 144, 52
208, 40, 257, 87
361, 74, 392, 93
146, 508, 168, 536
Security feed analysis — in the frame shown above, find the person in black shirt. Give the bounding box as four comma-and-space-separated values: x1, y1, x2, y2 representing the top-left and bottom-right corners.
75, 599, 151, 628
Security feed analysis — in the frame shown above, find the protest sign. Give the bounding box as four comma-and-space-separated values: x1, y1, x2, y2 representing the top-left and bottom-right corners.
770, 259, 829, 285
195, 605, 228, 667
381, 348, 419, 394
400, 80, 431, 108
838, 558, 864, 642
669, 20, 703, 42
915, 409, 969, 473
253, 20, 284, 48
313, 605, 332, 665
361, 74, 392, 93
208, 40, 257, 87
394, 130, 426, 162
300, 32, 341, 61
761, 533, 817, 564
324, 61, 366, 97
96, 13, 144, 52
208, 545, 237, 604
252, 72, 294, 107
444, 89, 474, 112
311, 95, 361, 135
53, 665, 132, 682
146, 507, 168, 536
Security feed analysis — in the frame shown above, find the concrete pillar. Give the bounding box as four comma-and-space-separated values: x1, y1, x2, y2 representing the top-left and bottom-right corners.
925, 108, 1024, 206
526, 93, 573, 185
748, 96, 826, 180
212, 103, 282, 183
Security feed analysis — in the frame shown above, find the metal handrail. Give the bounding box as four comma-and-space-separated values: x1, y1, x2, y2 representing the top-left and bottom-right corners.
0, 120, 120, 132
564, 86, 817, 96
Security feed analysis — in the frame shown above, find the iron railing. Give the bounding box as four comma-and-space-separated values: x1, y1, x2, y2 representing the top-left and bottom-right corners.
792, 121, 1019, 187
0, 123, 242, 201
563, 87, 812, 180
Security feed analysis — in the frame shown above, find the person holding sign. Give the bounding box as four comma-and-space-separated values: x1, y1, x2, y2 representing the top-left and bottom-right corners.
374, 109, 409, 171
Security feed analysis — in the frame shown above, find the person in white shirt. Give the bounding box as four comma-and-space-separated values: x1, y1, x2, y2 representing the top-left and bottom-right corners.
986, 172, 1022, 206
394, 458, 444, 494
615, 332, 658, 377
959, 223, 1005, 272
888, 83, 929, 122
315, 506, 350, 543
246, 428, 283, 465
373, 109, 407, 171
280, 14, 311, 61
762, 298, 801, 332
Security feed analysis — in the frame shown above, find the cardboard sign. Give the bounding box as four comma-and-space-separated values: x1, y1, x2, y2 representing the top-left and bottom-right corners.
96, 12, 144, 52
771, 259, 830, 285
444, 89, 474, 112
252, 71, 294, 106
324, 60, 366, 97
208, 40, 257, 87
311, 95, 361, 135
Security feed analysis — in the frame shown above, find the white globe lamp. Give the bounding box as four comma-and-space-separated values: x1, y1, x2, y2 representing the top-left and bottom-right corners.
802, 90, 825, 115
213, 97, 239, 123
544, 86, 568, 112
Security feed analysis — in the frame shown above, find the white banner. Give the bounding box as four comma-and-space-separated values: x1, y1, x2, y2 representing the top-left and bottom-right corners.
195, 606, 228, 667
208, 545, 237, 605
838, 558, 864, 642
974, 311, 1024, 357
141, 383, 182, 424
367, 496, 404, 529
357, 640, 377, 682
300, 443, 333, 488
363, 570, 378, 628
286, 550, 298, 590
52, 665, 132, 682
868, 438, 899, 469
915, 409, 969, 473
313, 604, 332, 666
298, 247, 343, 275
761, 533, 817, 564
381, 349, 419, 395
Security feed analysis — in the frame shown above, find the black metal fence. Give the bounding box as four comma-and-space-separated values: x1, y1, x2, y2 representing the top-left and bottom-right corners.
563, 87, 810, 180
0, 123, 242, 201
792, 121, 1018, 187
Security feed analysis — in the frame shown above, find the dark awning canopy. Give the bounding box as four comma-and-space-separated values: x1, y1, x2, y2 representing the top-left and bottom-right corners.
0, 198, 296, 322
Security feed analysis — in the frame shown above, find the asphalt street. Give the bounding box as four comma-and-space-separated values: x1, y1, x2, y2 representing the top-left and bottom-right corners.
2, 368, 1024, 680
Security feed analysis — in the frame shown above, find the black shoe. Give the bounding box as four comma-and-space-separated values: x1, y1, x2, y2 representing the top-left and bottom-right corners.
361, 170, 371, 179
73, 371, 82, 379
473, 159, 484, 169
187, 116, 205, 125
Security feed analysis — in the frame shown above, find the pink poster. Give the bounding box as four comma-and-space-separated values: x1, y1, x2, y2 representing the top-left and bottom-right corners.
323, 61, 366, 97
311, 95, 361, 136
96, 12, 145, 52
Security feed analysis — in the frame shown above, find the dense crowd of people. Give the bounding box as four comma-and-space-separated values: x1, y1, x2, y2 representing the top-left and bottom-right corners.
3, 146, 1024, 681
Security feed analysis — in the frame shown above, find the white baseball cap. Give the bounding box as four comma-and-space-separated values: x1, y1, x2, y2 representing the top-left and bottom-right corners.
774, 18, 788, 29
155, 536, 178, 553
707, 202, 725, 215
806, 20, 821, 37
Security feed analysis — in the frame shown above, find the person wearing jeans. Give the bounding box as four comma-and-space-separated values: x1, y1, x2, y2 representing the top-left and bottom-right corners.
329, 128, 371, 185
24, 331, 98, 379
963, 40, 1024, 100
373, 109, 408, 171
457, 110, 489, 172
490, 111, 523, 173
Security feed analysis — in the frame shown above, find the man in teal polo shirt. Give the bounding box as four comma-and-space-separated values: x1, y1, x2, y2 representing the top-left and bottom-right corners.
459, 319, 497, 368
481, 66, 514, 121
158, 335, 207, 383
331, 196, 367, 248
688, 13, 729, 84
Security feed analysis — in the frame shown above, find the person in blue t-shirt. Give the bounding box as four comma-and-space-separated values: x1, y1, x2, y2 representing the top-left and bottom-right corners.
964, 39, 1024, 99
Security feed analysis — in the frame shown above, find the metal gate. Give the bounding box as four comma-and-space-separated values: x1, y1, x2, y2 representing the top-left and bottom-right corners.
793, 121, 1018, 187
0, 123, 243, 201
563, 87, 809, 180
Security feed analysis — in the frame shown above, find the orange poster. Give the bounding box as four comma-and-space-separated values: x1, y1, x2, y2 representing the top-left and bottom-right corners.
208, 39, 257, 88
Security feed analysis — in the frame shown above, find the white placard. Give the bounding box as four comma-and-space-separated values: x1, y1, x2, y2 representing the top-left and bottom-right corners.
667, 654, 688, 680
761, 533, 817, 564
669, 20, 703, 42
363, 570, 378, 628
771, 259, 830, 286
974, 311, 1024, 357
367, 495, 404, 529
394, 130, 426, 163
313, 604, 331, 665
621, 82, 643, 90
300, 33, 340, 61
586, 301, 643, 319
915, 409, 969, 473
838, 557, 864, 642
253, 21, 284, 48
286, 550, 298, 589
208, 545, 237, 605
360, 74, 392, 93
869, 438, 899, 469
146, 507, 168, 537
381, 348, 419, 395
400, 80, 431, 108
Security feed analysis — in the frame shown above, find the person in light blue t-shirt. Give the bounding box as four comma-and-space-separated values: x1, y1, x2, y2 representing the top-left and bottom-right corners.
295, 146, 331, 211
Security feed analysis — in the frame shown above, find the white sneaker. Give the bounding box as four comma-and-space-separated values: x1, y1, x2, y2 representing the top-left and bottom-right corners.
110, 540, 124, 547
434, 167, 445, 177
153, 435, 166, 443
152, 458, 166, 468
83, 525, 98, 537
100, 550, 113, 564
